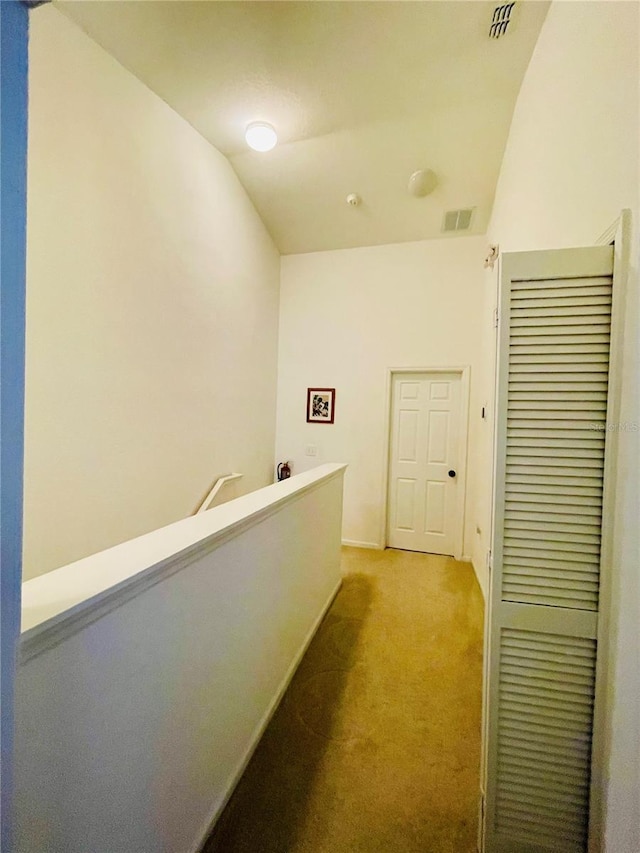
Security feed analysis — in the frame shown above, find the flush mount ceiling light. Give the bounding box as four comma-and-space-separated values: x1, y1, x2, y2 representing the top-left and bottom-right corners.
245, 122, 278, 152
408, 169, 438, 198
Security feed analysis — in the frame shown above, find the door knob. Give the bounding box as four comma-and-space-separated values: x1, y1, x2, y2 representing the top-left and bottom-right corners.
448, 469, 456, 478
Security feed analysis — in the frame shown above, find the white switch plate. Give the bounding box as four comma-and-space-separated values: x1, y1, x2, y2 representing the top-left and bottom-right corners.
305, 445, 318, 457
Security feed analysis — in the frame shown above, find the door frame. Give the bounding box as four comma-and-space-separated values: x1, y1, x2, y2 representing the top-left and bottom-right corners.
588, 208, 631, 851
380, 366, 471, 560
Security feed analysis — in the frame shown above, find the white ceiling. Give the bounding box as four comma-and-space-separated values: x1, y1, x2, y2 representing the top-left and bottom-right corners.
58, 1, 549, 255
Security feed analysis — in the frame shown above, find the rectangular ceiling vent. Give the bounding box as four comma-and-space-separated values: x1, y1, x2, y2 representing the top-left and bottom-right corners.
489, 2, 516, 38
443, 208, 474, 233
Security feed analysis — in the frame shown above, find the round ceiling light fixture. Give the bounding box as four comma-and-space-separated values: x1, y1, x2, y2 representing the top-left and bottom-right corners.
408, 169, 438, 198
245, 122, 278, 152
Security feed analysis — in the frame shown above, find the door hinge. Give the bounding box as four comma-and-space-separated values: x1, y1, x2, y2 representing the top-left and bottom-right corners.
493, 308, 499, 328
487, 549, 492, 573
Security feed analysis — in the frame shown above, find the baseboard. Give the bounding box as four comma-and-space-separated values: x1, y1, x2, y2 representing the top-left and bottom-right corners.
341, 539, 384, 550
460, 554, 472, 563
191, 577, 343, 853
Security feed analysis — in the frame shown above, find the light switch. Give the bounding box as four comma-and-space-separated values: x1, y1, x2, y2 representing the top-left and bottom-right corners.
305, 445, 318, 457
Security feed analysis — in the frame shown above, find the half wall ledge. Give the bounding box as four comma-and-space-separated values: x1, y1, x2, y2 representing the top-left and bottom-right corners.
16, 462, 346, 853
20, 462, 347, 663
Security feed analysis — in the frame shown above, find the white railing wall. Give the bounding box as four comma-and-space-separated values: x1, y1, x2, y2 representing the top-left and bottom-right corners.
15, 463, 346, 853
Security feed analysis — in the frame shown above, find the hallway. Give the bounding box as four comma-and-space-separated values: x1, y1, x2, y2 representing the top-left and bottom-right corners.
204, 547, 484, 853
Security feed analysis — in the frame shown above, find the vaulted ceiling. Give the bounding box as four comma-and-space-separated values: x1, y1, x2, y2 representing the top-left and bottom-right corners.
58, 0, 549, 254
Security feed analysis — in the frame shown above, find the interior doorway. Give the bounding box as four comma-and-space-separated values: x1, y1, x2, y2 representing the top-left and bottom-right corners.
386, 368, 469, 559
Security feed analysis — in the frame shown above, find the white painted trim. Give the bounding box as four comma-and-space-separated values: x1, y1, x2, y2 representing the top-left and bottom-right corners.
195, 472, 243, 514
20, 463, 347, 662
589, 209, 631, 852
379, 368, 394, 549
456, 369, 471, 561
380, 366, 471, 561
479, 254, 501, 853
191, 577, 342, 853
341, 539, 384, 550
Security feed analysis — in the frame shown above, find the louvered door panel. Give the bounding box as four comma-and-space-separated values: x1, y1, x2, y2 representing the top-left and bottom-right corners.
495, 629, 596, 852
484, 246, 614, 853
504, 268, 611, 611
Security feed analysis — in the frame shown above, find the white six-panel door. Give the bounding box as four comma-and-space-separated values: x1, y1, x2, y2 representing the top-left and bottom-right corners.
387, 371, 463, 556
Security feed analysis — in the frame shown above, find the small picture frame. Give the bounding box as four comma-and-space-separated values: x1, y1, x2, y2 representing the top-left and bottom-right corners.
306, 388, 335, 424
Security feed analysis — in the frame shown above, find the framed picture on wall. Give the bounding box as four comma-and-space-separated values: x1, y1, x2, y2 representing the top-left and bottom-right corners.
306, 388, 335, 424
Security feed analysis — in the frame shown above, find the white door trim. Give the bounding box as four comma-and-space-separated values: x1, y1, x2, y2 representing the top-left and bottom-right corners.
380, 366, 470, 560
588, 208, 631, 852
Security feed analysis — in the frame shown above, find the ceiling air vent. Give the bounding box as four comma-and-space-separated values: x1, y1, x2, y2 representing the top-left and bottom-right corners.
489, 2, 516, 39
443, 208, 474, 233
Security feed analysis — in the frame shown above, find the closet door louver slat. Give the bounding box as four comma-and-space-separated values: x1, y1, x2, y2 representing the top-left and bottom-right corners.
484, 246, 614, 853
494, 630, 597, 853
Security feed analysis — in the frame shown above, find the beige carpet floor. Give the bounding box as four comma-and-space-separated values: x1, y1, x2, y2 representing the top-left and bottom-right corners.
203, 547, 484, 853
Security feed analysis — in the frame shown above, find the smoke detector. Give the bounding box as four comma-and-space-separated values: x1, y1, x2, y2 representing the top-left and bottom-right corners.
489, 2, 516, 39
442, 208, 474, 232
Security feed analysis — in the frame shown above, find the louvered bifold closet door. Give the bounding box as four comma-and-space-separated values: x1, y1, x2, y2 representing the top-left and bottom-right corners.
484, 246, 614, 853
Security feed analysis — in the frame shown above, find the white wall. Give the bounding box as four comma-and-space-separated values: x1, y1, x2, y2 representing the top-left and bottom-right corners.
276, 236, 486, 558
24, 7, 281, 579
477, 3, 639, 850
16, 465, 345, 853
468, 259, 499, 602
